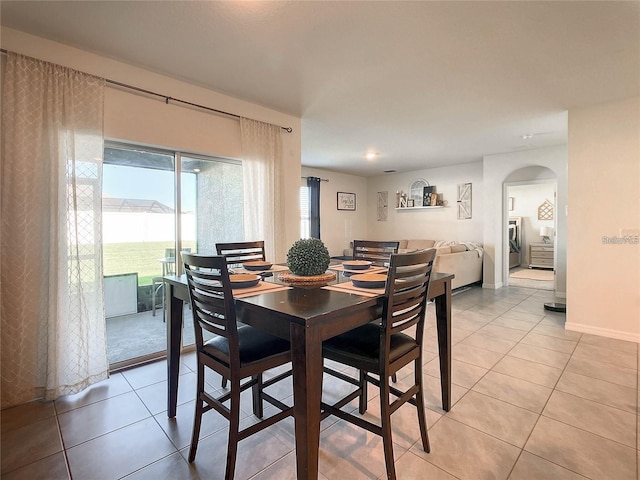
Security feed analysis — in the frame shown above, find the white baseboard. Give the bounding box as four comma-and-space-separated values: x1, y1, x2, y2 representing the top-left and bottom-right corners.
483, 282, 503, 289
565, 322, 640, 344
555, 291, 566, 299
452, 286, 472, 296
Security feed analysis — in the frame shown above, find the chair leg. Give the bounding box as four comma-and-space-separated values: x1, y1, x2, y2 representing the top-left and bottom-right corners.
151, 281, 164, 318
380, 374, 397, 480
414, 357, 430, 452
358, 369, 368, 414
188, 362, 206, 462
252, 374, 264, 418
225, 378, 241, 480
151, 283, 158, 316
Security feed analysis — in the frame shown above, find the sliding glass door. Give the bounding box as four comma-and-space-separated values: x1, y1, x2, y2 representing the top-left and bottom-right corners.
103, 143, 243, 368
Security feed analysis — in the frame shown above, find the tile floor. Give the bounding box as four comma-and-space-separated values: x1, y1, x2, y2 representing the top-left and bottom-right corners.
2, 285, 638, 479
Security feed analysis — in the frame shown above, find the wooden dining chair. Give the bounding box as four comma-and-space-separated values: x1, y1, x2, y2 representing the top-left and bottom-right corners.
215, 241, 266, 268
353, 240, 402, 382
322, 249, 437, 480
215, 241, 267, 388
352, 240, 400, 263
183, 253, 293, 480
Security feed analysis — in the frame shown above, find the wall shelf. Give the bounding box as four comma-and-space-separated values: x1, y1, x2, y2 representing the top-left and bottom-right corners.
395, 206, 444, 211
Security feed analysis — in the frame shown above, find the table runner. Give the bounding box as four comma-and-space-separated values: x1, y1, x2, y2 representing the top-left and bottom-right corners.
322, 282, 385, 298
232, 282, 292, 298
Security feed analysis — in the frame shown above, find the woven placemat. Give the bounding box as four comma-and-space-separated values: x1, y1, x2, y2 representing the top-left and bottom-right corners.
277, 271, 336, 285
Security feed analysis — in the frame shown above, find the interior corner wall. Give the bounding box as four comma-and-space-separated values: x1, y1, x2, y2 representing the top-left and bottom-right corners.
301, 167, 368, 257
483, 145, 568, 292
567, 96, 640, 342
1, 27, 303, 261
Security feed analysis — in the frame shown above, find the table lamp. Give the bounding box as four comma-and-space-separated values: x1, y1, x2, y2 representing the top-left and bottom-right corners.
539, 226, 553, 243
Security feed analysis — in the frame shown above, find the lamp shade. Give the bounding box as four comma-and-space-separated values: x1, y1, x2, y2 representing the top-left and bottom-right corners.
539, 226, 553, 237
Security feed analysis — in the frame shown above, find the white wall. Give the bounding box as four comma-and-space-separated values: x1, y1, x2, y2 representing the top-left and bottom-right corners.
483, 146, 568, 294
366, 162, 484, 243
567, 96, 640, 342
508, 183, 556, 265
301, 167, 368, 257
1, 28, 303, 261
103, 213, 177, 243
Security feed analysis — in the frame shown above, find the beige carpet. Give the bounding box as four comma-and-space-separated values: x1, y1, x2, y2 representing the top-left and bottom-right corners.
510, 268, 554, 281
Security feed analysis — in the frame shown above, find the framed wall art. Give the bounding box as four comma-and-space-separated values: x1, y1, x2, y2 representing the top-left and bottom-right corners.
409, 178, 429, 205
422, 186, 436, 206
337, 192, 356, 211
377, 191, 388, 221
457, 182, 472, 219
538, 199, 554, 220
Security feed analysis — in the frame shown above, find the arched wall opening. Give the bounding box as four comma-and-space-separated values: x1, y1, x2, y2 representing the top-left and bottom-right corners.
482, 145, 567, 297
503, 166, 558, 291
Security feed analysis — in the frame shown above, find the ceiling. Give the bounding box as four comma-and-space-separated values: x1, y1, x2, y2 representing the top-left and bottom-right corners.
2, 1, 639, 176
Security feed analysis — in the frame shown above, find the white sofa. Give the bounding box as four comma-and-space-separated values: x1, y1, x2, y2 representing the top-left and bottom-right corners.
400, 240, 483, 289
343, 239, 483, 290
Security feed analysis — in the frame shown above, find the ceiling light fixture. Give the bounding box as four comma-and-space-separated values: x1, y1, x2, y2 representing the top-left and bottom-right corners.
365, 152, 378, 160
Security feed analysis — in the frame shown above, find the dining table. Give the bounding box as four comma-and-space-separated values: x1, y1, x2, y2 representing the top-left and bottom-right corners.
163, 265, 454, 480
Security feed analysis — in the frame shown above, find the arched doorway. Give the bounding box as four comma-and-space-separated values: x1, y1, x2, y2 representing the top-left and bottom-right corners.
503, 166, 558, 291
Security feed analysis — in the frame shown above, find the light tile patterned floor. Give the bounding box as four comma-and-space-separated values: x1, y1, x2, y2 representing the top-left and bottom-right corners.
1, 285, 638, 479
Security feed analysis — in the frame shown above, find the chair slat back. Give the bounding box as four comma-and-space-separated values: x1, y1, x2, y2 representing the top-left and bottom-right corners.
383, 249, 436, 340
353, 240, 399, 263
216, 241, 266, 268
182, 253, 240, 360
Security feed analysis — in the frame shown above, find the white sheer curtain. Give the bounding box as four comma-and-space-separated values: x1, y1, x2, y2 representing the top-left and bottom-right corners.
1, 53, 108, 407
239, 118, 286, 262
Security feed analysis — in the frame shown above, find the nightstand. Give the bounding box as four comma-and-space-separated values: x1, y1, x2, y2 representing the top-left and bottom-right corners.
529, 242, 554, 269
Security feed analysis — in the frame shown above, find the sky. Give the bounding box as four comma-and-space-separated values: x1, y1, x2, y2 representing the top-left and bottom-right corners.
103, 165, 196, 211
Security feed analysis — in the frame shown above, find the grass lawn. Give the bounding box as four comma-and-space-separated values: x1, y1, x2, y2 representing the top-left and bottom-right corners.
104, 241, 196, 285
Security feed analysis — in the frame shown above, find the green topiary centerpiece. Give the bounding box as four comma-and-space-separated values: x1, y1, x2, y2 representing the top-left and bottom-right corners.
286, 238, 330, 276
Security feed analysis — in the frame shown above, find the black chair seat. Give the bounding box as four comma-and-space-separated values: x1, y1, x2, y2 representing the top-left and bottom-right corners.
203, 324, 291, 366
323, 323, 417, 372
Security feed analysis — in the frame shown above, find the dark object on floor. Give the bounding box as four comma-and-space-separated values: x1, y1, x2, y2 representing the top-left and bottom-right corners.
544, 302, 566, 312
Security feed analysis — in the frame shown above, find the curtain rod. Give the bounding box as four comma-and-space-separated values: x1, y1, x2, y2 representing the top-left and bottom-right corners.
301, 176, 329, 182
0, 48, 293, 133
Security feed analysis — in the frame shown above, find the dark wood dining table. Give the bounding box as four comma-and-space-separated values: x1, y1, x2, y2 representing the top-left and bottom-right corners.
163, 269, 454, 480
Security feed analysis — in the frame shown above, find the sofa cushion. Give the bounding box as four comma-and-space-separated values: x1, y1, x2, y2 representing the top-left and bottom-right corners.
450, 244, 468, 253
434, 246, 452, 255
406, 239, 436, 249
433, 240, 459, 247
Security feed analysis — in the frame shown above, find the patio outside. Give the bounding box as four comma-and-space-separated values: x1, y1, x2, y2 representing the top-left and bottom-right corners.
102, 145, 243, 367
